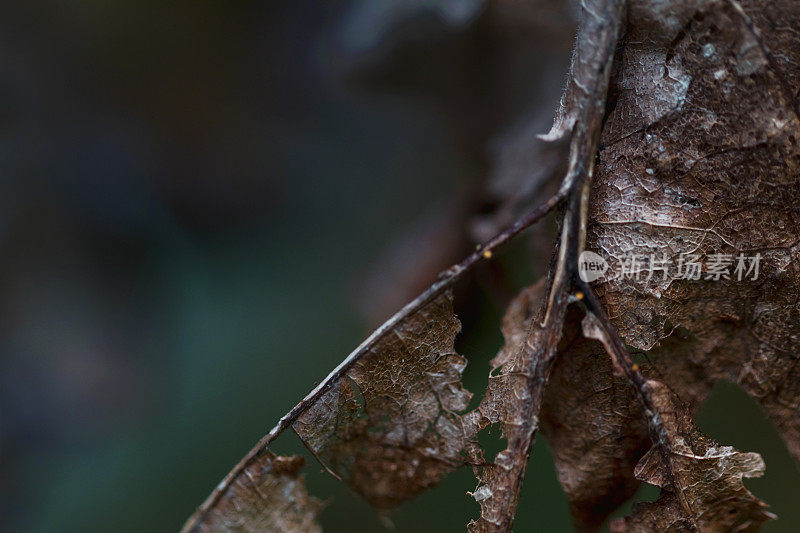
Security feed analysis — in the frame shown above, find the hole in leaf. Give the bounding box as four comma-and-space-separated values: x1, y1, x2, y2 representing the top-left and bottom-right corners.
697, 380, 800, 532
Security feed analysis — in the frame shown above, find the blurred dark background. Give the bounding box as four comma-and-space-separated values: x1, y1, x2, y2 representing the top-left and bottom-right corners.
1, 1, 797, 532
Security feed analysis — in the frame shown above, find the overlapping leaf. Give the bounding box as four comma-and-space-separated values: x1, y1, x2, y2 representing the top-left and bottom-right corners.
544, 0, 800, 529
610, 381, 774, 532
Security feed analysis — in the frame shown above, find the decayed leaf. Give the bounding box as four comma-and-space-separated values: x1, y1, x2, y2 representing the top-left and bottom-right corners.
182, 286, 487, 531
466, 281, 547, 532
182, 134, 570, 530
540, 330, 650, 532
537, 0, 800, 528
292, 291, 476, 508
610, 380, 774, 532
187, 451, 322, 533
467, 0, 627, 529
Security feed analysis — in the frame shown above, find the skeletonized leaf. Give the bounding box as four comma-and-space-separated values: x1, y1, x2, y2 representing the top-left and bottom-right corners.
611, 380, 774, 532
187, 452, 322, 533
292, 291, 476, 508
467, 281, 547, 532
184, 0, 800, 530
182, 288, 484, 531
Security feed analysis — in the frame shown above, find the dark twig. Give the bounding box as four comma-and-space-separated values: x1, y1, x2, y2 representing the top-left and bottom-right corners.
576, 280, 652, 407
575, 280, 697, 522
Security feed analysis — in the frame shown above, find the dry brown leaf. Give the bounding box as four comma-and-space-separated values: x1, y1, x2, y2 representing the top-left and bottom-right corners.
466, 281, 547, 532
187, 452, 322, 533
292, 291, 476, 508
182, 288, 484, 531
610, 380, 774, 532
540, 329, 650, 531
534, 0, 800, 528
606, 0, 800, 454
182, 144, 569, 531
